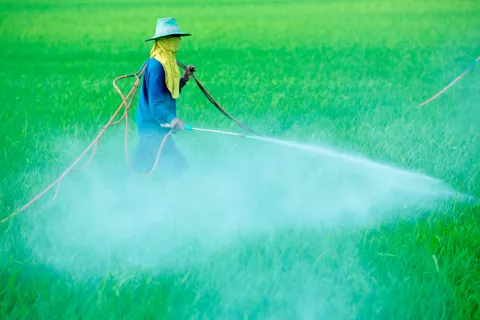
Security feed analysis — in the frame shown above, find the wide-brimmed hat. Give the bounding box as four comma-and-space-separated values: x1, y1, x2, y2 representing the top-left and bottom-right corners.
144, 17, 192, 42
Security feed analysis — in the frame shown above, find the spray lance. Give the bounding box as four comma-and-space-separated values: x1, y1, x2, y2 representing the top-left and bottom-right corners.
161, 123, 256, 139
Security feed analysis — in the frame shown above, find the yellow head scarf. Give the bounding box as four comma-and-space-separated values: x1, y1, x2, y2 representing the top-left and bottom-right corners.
150, 37, 181, 99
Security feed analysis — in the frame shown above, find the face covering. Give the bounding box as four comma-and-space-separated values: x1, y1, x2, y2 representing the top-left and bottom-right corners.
150, 37, 182, 99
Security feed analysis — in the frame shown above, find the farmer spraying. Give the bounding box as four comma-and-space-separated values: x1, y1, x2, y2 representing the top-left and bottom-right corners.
133, 17, 196, 174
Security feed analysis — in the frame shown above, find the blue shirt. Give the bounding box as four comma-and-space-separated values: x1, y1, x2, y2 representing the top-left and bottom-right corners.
136, 58, 187, 135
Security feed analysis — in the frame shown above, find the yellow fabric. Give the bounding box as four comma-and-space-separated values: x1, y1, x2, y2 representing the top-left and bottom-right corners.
150, 37, 181, 99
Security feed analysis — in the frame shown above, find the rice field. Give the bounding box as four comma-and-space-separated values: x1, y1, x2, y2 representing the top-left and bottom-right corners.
1, 0, 480, 319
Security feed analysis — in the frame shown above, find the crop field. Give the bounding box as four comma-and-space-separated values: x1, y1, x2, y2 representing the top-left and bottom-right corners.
1, 0, 480, 319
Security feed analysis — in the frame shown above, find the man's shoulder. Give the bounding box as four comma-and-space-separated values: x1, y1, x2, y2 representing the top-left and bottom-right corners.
147, 58, 165, 73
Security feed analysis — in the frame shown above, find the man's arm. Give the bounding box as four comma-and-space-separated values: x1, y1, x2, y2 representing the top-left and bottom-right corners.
179, 65, 196, 93
149, 64, 176, 125
179, 77, 187, 93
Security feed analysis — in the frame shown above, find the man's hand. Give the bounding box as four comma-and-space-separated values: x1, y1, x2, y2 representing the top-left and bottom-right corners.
170, 117, 185, 131
182, 65, 196, 82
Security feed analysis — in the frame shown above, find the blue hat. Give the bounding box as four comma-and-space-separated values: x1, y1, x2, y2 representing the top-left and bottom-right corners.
144, 17, 192, 42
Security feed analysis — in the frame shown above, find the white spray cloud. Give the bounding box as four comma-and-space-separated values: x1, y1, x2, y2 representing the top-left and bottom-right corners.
18, 131, 468, 317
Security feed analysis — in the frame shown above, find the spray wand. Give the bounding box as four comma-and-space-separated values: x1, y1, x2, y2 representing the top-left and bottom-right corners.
160, 123, 252, 138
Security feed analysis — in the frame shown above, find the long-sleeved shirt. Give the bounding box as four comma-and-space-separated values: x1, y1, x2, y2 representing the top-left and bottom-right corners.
136, 58, 187, 135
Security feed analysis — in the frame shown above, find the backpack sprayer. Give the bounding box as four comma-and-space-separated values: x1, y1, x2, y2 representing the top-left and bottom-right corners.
2, 55, 479, 224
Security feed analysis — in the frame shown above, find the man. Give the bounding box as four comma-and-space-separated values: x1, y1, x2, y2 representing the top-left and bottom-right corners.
134, 17, 195, 175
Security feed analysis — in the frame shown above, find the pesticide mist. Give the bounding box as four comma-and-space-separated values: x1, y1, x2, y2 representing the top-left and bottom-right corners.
20, 131, 465, 317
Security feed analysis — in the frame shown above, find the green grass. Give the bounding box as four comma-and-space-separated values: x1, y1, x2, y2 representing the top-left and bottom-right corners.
1, 0, 480, 318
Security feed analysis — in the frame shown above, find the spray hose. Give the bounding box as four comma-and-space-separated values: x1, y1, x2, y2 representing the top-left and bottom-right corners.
417, 55, 480, 107
176, 61, 261, 135
2, 55, 479, 224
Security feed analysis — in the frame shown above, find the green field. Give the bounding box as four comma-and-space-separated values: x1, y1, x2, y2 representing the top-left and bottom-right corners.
1, 0, 480, 319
